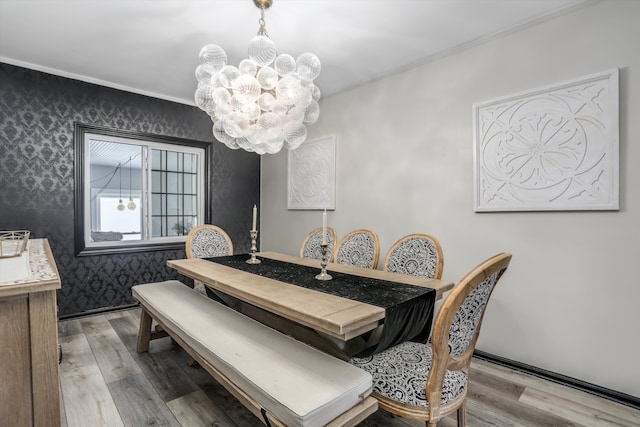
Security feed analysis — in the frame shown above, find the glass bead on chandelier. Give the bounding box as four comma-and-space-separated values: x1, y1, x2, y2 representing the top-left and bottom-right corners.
194, 0, 321, 155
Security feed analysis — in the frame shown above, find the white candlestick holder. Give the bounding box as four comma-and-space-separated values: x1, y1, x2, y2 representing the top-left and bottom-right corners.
315, 244, 332, 280
246, 229, 261, 264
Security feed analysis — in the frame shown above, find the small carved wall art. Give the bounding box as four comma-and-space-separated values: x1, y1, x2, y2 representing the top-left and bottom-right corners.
288, 134, 336, 210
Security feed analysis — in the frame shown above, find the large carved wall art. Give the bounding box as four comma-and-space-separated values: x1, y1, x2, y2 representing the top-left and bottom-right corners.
473, 69, 619, 211
288, 135, 336, 210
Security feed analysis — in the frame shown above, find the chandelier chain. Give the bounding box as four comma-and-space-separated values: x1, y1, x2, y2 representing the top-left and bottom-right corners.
257, 8, 269, 37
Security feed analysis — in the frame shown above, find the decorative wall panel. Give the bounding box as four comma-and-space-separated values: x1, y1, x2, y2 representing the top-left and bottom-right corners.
0, 63, 260, 317
287, 135, 336, 210
473, 69, 619, 211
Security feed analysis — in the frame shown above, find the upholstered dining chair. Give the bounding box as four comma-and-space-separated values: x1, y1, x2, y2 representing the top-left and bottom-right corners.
300, 226, 338, 261
334, 229, 380, 269
383, 233, 444, 280
350, 252, 512, 427
186, 224, 234, 259
185, 224, 233, 294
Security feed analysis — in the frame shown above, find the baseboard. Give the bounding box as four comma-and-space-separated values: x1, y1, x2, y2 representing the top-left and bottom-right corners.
473, 350, 640, 410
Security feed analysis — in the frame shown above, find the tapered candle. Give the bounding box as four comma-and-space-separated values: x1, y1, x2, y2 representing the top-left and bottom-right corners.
252, 205, 257, 231
322, 210, 327, 245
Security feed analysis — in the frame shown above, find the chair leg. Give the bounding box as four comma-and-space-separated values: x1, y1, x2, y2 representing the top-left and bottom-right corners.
457, 400, 467, 427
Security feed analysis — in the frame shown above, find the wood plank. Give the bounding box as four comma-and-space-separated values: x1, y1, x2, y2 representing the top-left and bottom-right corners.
519, 386, 639, 427
108, 314, 200, 402
107, 373, 180, 426
0, 295, 32, 426
467, 381, 579, 426
107, 308, 146, 350
469, 366, 526, 400
60, 382, 68, 427
58, 318, 83, 338
166, 389, 238, 427
58, 333, 124, 427
126, 306, 143, 320
471, 358, 640, 425
356, 399, 528, 427
80, 315, 143, 383
172, 350, 264, 427
104, 308, 137, 321
464, 400, 529, 427
29, 289, 62, 426
325, 397, 378, 427
356, 409, 420, 426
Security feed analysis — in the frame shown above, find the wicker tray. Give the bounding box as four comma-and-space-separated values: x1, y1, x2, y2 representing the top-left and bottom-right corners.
0, 230, 30, 258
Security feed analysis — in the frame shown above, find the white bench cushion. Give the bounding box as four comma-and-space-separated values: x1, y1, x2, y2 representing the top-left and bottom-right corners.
133, 280, 372, 427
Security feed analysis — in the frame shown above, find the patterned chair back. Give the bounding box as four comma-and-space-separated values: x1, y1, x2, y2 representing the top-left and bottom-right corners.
334, 229, 380, 269
448, 271, 500, 357
427, 253, 511, 401
300, 226, 338, 261
186, 225, 233, 259
382, 233, 444, 279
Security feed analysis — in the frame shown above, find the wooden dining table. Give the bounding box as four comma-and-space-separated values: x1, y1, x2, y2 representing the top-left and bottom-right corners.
167, 251, 454, 359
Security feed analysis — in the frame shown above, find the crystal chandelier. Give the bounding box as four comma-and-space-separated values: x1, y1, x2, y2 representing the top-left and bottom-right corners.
194, 0, 321, 155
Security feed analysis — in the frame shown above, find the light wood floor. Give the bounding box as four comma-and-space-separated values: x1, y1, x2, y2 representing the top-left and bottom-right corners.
58, 308, 640, 427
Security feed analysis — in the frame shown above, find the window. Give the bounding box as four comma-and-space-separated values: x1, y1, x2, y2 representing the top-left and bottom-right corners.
150, 149, 199, 237
74, 123, 211, 255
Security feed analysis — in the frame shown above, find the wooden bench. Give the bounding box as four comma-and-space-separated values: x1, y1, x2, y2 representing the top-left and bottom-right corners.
132, 280, 378, 427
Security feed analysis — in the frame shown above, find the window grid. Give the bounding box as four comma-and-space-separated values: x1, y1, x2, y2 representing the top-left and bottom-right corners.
151, 150, 198, 238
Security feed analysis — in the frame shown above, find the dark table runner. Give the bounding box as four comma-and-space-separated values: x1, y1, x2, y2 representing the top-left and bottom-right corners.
205, 255, 436, 357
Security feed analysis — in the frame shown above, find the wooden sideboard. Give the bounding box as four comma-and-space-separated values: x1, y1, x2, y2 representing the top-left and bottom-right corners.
0, 238, 61, 426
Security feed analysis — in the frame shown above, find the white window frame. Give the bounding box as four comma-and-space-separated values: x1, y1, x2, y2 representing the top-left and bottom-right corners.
74, 123, 210, 256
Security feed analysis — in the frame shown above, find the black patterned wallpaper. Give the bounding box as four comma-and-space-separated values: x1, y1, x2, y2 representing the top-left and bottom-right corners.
0, 62, 260, 317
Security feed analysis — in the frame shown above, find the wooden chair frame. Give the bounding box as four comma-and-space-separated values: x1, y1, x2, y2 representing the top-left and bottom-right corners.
334, 229, 381, 270
371, 253, 512, 427
185, 224, 233, 296
299, 226, 338, 262
382, 233, 444, 279
185, 224, 233, 259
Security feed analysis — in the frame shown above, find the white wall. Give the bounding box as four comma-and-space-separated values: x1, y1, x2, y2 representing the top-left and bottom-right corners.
261, 0, 640, 397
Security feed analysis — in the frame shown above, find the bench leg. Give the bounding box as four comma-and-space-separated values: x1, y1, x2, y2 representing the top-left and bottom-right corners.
137, 308, 153, 353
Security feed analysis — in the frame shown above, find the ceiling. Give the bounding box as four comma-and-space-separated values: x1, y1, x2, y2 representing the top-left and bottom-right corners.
0, 0, 587, 105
